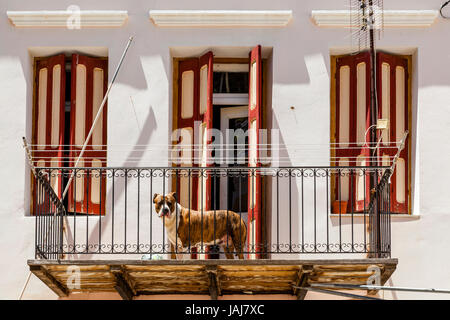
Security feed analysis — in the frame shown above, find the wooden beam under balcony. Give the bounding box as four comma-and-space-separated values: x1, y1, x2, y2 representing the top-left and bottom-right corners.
205, 265, 221, 300
28, 258, 397, 299
110, 266, 135, 300
29, 265, 69, 297
293, 265, 313, 300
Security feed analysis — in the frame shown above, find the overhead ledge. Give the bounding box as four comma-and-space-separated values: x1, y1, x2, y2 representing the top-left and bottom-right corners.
6, 10, 128, 28
311, 10, 439, 28
149, 10, 293, 27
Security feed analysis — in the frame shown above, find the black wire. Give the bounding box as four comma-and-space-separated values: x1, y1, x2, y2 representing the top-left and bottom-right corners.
441, 0, 450, 19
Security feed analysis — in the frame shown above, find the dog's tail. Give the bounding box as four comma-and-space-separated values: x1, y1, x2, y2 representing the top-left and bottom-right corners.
231, 219, 247, 256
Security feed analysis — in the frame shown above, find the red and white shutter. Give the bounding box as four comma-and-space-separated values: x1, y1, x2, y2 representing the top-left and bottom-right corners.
68, 54, 108, 215
33, 54, 66, 213
335, 52, 371, 213
197, 51, 214, 212
176, 58, 200, 211
377, 52, 409, 214
248, 45, 262, 258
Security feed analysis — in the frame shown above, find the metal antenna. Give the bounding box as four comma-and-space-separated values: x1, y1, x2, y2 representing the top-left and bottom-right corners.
349, 0, 384, 52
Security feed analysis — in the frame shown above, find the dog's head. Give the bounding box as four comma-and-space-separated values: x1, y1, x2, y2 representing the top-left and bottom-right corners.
153, 192, 177, 218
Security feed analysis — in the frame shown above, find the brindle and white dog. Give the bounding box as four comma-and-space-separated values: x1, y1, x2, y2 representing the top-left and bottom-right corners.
153, 192, 247, 259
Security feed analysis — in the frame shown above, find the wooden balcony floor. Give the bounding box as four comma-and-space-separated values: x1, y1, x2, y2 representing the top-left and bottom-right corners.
28, 258, 397, 300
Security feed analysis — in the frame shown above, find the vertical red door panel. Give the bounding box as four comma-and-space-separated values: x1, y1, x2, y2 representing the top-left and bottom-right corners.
248, 45, 262, 258
33, 54, 66, 214
198, 51, 214, 212
335, 52, 371, 213
377, 52, 409, 214
68, 54, 108, 215
177, 58, 199, 211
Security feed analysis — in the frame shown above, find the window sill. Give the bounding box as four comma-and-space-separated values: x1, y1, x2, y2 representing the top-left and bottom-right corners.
330, 214, 420, 220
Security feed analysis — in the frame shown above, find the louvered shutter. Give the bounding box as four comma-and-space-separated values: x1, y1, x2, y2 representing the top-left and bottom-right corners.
176, 58, 200, 212
248, 45, 263, 258
334, 52, 371, 213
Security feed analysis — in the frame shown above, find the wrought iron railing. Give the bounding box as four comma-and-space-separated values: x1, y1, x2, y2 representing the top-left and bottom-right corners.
34, 170, 66, 260
34, 166, 391, 260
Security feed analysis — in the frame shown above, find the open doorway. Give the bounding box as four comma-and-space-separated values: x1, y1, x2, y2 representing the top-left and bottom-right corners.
172, 46, 268, 259
218, 106, 248, 216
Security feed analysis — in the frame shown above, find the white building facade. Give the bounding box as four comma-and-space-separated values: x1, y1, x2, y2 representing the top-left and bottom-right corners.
0, 0, 449, 300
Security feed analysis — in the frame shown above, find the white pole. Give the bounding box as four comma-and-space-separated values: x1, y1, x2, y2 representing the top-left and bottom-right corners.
22, 137, 37, 177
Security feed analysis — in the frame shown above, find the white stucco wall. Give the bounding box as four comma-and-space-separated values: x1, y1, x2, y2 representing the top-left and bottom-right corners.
0, 0, 449, 300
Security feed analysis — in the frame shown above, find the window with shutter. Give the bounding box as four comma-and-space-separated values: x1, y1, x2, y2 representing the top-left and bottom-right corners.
331, 51, 411, 214
32, 53, 108, 216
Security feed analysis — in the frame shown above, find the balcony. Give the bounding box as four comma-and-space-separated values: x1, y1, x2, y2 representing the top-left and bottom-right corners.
28, 166, 396, 299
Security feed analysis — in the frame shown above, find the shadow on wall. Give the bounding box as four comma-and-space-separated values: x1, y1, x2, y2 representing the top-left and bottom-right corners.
266, 115, 301, 257
66, 107, 157, 259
